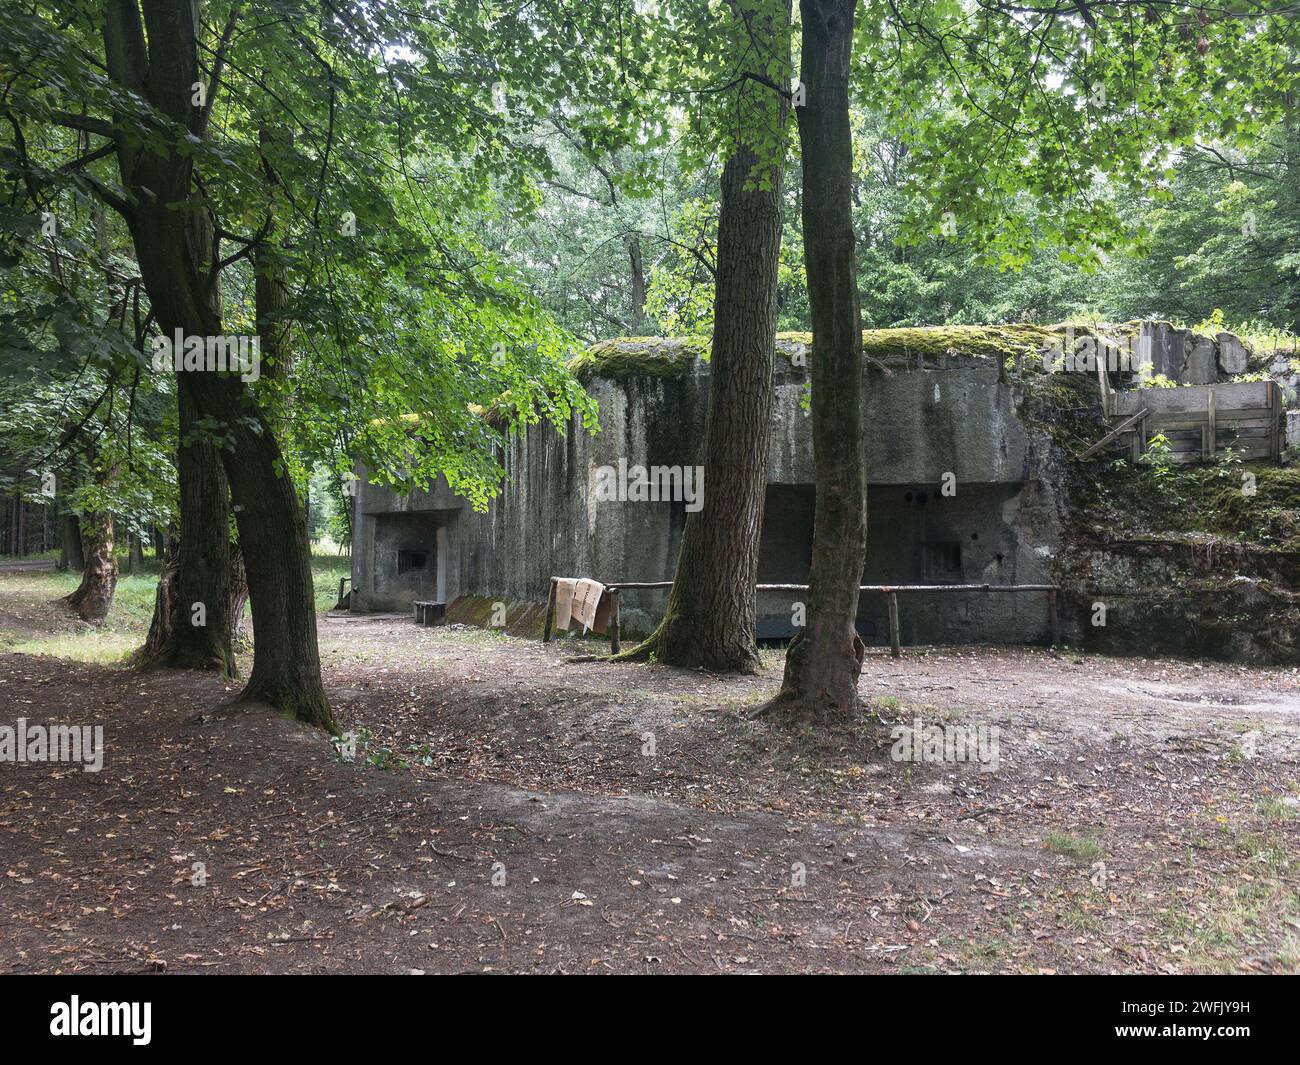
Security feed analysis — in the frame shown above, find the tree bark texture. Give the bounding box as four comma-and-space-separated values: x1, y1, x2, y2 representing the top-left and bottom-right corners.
618, 0, 791, 673
764, 0, 867, 715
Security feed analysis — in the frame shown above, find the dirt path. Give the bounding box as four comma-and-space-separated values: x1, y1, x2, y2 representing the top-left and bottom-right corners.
1, 606, 1298, 973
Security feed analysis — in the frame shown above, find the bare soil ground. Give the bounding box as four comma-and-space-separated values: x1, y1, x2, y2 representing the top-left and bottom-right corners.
2, 577, 1298, 974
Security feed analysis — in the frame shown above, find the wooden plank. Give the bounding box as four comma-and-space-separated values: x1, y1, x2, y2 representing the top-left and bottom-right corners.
1094, 352, 1112, 417
1110, 380, 1272, 416
1148, 413, 1270, 431
1206, 386, 1216, 461
1165, 444, 1271, 464
860, 584, 1059, 592
542, 578, 557, 643
643, 582, 1062, 593
1270, 380, 1282, 461
1216, 416, 1274, 428
887, 591, 901, 659
1154, 410, 1274, 423
1080, 408, 1150, 460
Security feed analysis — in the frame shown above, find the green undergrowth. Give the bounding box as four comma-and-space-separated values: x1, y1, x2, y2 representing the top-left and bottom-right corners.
0, 553, 354, 664
1082, 459, 1300, 551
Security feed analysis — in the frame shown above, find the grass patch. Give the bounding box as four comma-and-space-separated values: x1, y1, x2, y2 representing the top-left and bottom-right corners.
1257, 796, 1299, 821
0, 552, 352, 664
0, 570, 159, 663
1240, 832, 1291, 872
312, 552, 352, 613
1158, 880, 1299, 973
9, 632, 141, 664
1043, 830, 1104, 862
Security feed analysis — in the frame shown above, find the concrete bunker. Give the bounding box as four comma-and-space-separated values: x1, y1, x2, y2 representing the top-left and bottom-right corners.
350, 323, 1297, 663
362, 510, 452, 612
753, 481, 1041, 644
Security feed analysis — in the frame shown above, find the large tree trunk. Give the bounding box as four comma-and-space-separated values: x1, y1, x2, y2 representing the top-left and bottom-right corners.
64, 511, 117, 624
763, 0, 866, 716
617, 0, 790, 673
104, 0, 335, 731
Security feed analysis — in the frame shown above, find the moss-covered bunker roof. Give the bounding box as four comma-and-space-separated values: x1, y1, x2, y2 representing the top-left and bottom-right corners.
567, 323, 1104, 381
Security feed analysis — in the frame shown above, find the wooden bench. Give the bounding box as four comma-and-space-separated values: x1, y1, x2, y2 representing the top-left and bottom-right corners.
413, 600, 446, 626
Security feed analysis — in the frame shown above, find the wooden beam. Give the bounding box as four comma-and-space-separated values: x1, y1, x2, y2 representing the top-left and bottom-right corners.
1094, 349, 1112, 416
1079, 408, 1150, 460
1205, 386, 1216, 461
611, 581, 1062, 593
542, 578, 557, 643
609, 589, 621, 654
887, 591, 901, 659
1270, 380, 1282, 461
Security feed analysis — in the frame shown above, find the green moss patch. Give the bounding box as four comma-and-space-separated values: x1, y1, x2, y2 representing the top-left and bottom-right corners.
445, 594, 549, 638
859, 323, 1064, 364
1169, 464, 1300, 550
1074, 460, 1300, 553
568, 336, 711, 381
569, 324, 1085, 381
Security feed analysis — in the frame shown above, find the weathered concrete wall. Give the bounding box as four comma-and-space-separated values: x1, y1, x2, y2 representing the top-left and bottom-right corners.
354, 328, 1058, 645
1059, 539, 1300, 665
351, 370, 708, 622
766, 343, 1032, 485
352, 322, 1292, 660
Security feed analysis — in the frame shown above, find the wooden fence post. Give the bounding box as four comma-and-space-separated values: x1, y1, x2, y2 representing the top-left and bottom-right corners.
1206, 386, 1216, 462
1048, 588, 1060, 647
542, 578, 557, 643
887, 591, 900, 659
609, 589, 621, 654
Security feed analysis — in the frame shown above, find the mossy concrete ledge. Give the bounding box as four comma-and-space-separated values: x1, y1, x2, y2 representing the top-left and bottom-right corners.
567, 325, 1070, 382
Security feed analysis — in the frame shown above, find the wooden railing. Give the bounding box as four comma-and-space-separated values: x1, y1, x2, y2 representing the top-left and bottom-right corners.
1097, 380, 1284, 464
542, 577, 1061, 658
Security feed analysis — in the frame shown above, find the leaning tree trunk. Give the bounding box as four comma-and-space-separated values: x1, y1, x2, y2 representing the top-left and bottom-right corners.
64, 511, 117, 624
617, 0, 790, 673
103, 0, 334, 731
193, 390, 331, 728
763, 0, 866, 716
